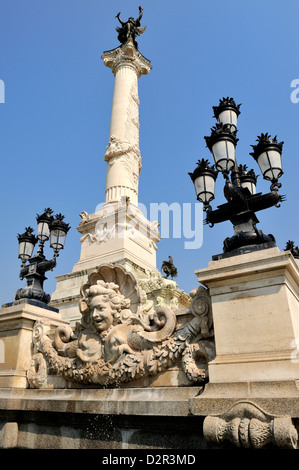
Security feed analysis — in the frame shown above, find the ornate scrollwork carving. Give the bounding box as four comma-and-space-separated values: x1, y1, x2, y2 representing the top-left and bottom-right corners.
203, 401, 298, 449
27, 353, 48, 389
27, 266, 215, 388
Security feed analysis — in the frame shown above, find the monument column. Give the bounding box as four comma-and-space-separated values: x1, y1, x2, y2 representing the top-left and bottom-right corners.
50, 10, 163, 324
102, 40, 152, 205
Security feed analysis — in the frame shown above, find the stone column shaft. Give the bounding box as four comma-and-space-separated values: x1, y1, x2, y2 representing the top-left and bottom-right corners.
102, 40, 152, 205
110, 64, 139, 146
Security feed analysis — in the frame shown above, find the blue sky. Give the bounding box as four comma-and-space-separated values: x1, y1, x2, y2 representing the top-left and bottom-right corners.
0, 0, 299, 304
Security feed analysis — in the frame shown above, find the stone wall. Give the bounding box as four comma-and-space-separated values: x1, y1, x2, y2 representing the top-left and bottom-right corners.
0, 387, 207, 449
0, 410, 206, 449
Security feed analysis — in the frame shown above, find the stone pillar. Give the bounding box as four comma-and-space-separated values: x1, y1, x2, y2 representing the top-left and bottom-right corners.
102, 39, 152, 205
194, 247, 299, 383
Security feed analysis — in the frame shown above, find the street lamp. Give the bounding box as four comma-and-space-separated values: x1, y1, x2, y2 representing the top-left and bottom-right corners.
213, 96, 241, 132
36, 207, 53, 243
238, 165, 258, 195
15, 208, 70, 305
17, 227, 38, 265
250, 132, 284, 190
188, 159, 218, 210
204, 123, 238, 174
50, 213, 70, 256
189, 98, 285, 259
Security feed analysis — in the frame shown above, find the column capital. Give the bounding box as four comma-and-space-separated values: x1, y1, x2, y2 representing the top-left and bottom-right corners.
102, 39, 152, 77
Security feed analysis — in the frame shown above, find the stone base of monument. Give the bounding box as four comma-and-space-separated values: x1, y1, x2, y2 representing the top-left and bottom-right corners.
0, 248, 299, 449
0, 299, 206, 449
0, 266, 211, 449
0, 381, 298, 449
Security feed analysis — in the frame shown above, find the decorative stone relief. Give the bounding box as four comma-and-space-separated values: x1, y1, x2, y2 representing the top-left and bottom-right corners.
104, 135, 142, 204
78, 211, 91, 226
80, 225, 115, 245
203, 401, 298, 449
27, 264, 215, 388
78, 200, 160, 253
139, 270, 192, 311
104, 135, 141, 169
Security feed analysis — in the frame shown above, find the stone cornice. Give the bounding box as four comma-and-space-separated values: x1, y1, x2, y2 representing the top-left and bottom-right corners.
102, 39, 152, 77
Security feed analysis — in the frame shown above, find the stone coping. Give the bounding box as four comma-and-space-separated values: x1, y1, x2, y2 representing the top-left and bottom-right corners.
1, 382, 299, 422
1, 299, 59, 313
0, 387, 201, 417
196, 247, 299, 285
190, 381, 299, 418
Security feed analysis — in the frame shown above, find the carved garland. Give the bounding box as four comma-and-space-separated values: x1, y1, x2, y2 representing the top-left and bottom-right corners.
28, 323, 214, 387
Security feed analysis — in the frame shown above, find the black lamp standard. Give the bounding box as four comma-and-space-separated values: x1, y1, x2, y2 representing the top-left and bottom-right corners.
189, 97, 285, 259
15, 208, 70, 304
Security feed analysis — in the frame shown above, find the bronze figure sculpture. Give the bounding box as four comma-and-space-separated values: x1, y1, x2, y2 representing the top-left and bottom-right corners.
115, 6, 146, 49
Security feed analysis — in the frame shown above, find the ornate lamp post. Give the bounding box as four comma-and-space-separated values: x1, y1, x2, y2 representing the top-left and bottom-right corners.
189, 98, 285, 259
15, 208, 70, 304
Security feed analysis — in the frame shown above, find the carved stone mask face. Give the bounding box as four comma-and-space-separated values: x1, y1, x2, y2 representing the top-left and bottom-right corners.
90, 295, 114, 332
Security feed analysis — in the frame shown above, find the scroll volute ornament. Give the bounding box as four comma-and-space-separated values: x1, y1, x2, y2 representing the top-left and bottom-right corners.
203, 402, 298, 449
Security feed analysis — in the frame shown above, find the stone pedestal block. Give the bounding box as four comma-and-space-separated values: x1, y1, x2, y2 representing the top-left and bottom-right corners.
50, 203, 161, 324
74, 203, 160, 273
195, 247, 299, 383
0, 300, 69, 388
